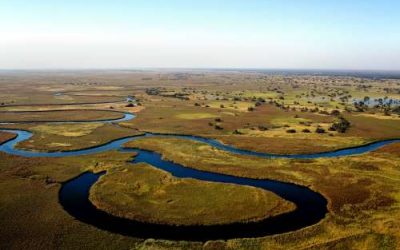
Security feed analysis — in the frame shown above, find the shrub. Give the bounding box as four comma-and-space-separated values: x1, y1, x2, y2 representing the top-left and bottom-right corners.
302, 128, 311, 133
258, 125, 268, 131
286, 129, 296, 133
330, 116, 350, 133
233, 129, 243, 135
255, 101, 263, 107
331, 109, 341, 116
257, 97, 266, 102
315, 127, 326, 134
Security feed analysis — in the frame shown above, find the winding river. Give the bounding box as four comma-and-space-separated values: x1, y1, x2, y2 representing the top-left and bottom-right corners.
0, 111, 399, 241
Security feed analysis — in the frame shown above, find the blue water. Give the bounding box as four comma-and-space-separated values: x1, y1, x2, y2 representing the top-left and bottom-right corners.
1, 112, 399, 240
1, 129, 399, 159
59, 149, 327, 241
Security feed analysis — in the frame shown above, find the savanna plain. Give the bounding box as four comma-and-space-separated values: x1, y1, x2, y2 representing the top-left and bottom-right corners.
0, 70, 400, 249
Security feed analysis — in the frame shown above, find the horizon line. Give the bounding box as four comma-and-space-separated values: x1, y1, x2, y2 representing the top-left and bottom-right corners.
0, 67, 400, 73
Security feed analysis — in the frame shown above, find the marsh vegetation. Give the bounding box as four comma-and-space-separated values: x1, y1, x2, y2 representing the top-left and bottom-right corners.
1, 70, 400, 249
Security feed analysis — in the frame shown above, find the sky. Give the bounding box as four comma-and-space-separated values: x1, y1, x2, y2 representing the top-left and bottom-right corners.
0, 0, 400, 70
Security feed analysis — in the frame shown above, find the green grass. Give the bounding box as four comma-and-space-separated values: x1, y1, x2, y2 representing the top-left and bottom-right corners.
125, 136, 400, 249
0, 110, 124, 122
0, 123, 141, 151
90, 163, 295, 226
2, 71, 400, 249
175, 112, 218, 120
0, 151, 145, 249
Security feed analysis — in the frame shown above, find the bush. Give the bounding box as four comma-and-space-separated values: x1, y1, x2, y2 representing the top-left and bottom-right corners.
331, 109, 341, 116
233, 129, 243, 135
315, 127, 326, 134
302, 129, 311, 133
255, 101, 263, 107
257, 97, 266, 103
214, 125, 223, 130
330, 116, 350, 133
286, 129, 296, 133
258, 125, 268, 131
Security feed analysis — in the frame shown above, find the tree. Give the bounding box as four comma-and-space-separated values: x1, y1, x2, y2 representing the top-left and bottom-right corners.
214, 125, 223, 130
330, 110, 341, 116
233, 129, 243, 135
258, 125, 268, 131
330, 116, 350, 133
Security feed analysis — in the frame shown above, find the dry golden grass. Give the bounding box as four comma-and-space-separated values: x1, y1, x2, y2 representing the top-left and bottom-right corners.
32, 123, 103, 137
1, 71, 400, 249
0, 123, 141, 151
0, 131, 16, 144
175, 112, 218, 120
0, 151, 143, 250
126, 137, 400, 249
90, 163, 295, 226
0, 110, 124, 122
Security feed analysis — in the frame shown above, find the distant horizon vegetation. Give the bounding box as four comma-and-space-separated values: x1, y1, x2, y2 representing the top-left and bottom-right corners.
1, 68, 400, 79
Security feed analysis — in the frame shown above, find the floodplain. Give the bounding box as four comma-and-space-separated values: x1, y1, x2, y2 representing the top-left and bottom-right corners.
0, 70, 400, 249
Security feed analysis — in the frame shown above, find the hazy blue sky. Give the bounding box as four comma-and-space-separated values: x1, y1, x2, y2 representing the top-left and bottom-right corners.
1, 0, 399, 70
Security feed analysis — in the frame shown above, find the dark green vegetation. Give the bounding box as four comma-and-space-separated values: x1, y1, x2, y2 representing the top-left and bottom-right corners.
1, 70, 400, 249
